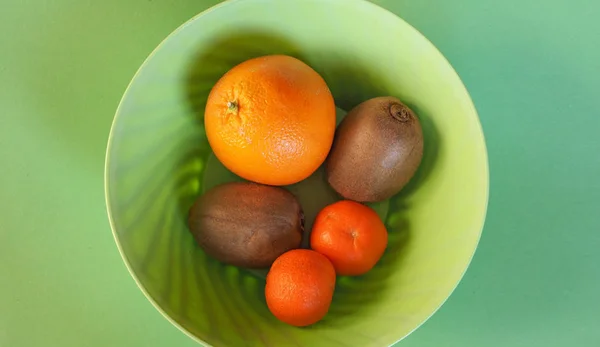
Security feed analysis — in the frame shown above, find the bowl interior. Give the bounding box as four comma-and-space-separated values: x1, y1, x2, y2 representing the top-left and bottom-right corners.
105, 0, 488, 346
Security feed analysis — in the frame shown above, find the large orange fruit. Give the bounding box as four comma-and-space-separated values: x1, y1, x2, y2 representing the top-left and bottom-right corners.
265, 249, 336, 327
310, 200, 388, 276
204, 55, 337, 186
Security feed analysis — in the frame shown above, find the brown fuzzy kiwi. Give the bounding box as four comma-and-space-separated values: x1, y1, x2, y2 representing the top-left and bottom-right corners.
326, 96, 424, 202
188, 182, 304, 268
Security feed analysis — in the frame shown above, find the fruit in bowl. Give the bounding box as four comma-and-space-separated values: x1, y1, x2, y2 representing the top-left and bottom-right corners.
204, 55, 336, 186
105, 0, 488, 346
326, 96, 424, 203
187, 181, 304, 269
193, 52, 419, 326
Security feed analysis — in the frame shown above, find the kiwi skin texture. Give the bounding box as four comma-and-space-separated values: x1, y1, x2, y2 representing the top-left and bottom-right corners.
188, 182, 304, 269
326, 96, 424, 203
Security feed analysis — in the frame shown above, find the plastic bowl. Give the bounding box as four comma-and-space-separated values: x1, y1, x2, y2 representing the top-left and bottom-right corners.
104, 0, 489, 345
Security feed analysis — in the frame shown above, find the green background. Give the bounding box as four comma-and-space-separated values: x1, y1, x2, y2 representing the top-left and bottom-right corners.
1, 0, 598, 346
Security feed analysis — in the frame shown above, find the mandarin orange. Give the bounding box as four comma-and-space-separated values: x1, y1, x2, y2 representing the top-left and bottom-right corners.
265, 249, 336, 327
310, 200, 388, 276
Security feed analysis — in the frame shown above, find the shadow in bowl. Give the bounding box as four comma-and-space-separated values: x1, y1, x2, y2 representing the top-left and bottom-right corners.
397, 102, 441, 199
322, 197, 411, 327
317, 60, 389, 112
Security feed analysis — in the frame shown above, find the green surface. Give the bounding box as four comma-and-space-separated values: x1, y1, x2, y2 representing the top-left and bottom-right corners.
105, 1, 487, 345
1, 0, 598, 346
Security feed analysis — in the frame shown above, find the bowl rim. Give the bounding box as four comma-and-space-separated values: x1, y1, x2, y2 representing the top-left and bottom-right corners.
104, 0, 490, 345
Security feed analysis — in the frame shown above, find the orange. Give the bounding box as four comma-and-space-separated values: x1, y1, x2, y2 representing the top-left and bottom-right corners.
204, 55, 337, 186
310, 200, 388, 276
265, 249, 336, 327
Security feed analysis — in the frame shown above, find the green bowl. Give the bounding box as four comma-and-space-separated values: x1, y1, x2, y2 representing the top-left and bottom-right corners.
104, 0, 489, 345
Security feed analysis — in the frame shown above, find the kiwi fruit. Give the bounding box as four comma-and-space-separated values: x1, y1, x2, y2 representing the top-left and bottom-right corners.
326, 96, 424, 202
187, 182, 303, 268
